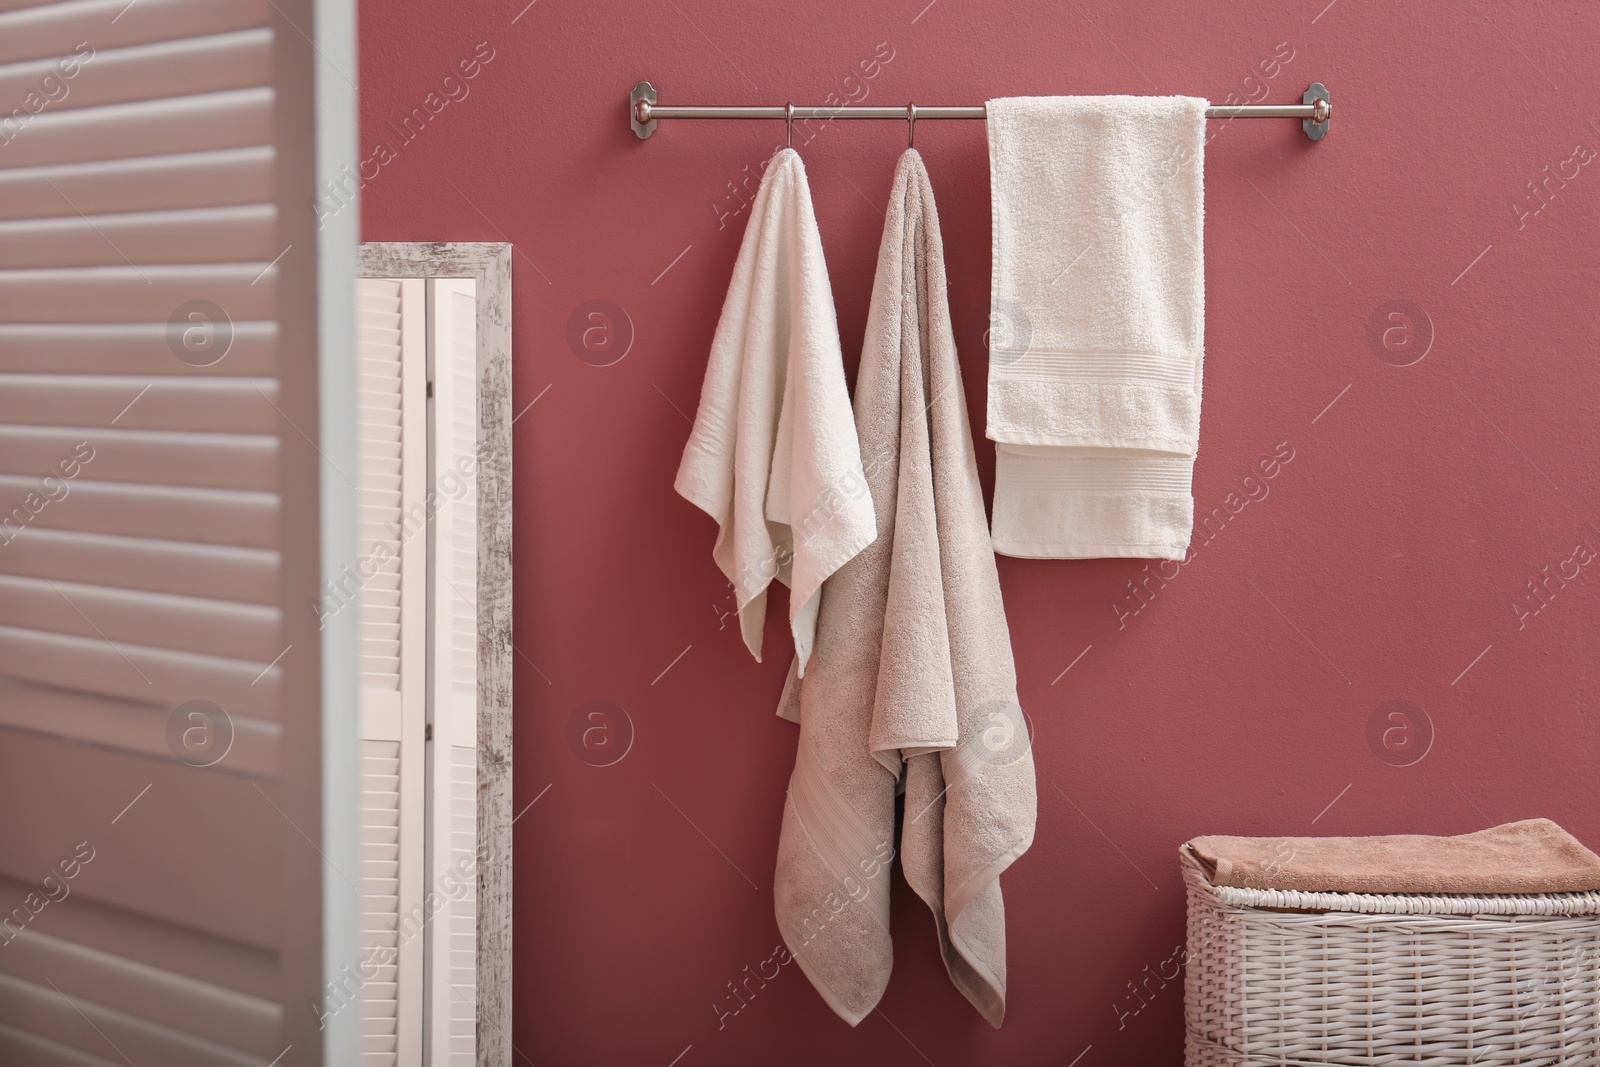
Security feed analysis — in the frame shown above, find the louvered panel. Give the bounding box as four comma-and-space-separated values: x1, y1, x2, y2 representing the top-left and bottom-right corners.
0, 624, 280, 718
0, 1022, 121, 1067
0, 475, 277, 547
0, 928, 280, 1054
360, 588, 400, 613
0, 726, 297, 1049
0, 528, 277, 604
0, 265, 274, 323
0, 0, 347, 1060
0, 0, 268, 66
0, 574, 278, 661
449, 745, 476, 855
357, 433, 400, 471
0, 676, 280, 777
0, 426, 276, 490
0, 87, 273, 170
0, 869, 279, 1000
0, 148, 274, 224
359, 294, 400, 322
0, 204, 276, 268
0, 972, 264, 1067
0, 29, 271, 115
0, 375, 278, 432
357, 280, 404, 692
357, 277, 424, 1065
0, 321, 276, 376
357, 558, 401, 594
360, 841, 398, 864
360, 739, 402, 1067
426, 280, 477, 1066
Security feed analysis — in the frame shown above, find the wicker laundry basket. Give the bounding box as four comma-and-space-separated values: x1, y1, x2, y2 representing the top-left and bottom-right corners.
1181, 845, 1600, 1066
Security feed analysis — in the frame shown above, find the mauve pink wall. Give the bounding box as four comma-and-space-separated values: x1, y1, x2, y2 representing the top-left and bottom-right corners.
359, 1, 1600, 1062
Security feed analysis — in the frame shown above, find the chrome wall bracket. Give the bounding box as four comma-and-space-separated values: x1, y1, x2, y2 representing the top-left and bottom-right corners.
630, 80, 657, 139
1303, 82, 1332, 140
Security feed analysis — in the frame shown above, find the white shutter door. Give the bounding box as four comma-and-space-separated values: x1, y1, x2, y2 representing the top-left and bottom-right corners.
0, 1, 357, 1065
355, 279, 426, 1066
427, 279, 478, 1066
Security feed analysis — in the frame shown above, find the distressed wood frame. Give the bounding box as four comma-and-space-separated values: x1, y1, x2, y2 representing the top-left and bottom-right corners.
357, 242, 513, 1067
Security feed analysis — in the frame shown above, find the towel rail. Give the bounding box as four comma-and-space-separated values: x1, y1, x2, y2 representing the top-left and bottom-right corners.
629, 81, 1333, 141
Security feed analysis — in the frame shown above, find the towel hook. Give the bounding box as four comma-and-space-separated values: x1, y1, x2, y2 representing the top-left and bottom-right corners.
906, 102, 916, 148
785, 102, 794, 149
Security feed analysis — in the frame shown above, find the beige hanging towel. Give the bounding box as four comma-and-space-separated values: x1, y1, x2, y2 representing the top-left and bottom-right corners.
774, 149, 1036, 1028
675, 148, 877, 676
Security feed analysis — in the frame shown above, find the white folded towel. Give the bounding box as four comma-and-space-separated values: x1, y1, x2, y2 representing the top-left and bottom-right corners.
985, 96, 1209, 560
675, 148, 877, 675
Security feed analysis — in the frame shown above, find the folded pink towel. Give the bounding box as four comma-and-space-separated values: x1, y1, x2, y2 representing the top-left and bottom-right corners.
1187, 819, 1600, 895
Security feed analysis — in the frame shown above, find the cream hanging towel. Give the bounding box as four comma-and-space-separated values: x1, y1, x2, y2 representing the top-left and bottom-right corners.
774, 150, 1036, 1027
675, 148, 877, 675
985, 96, 1209, 559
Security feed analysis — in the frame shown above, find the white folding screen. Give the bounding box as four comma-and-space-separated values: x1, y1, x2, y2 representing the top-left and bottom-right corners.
427, 278, 478, 1067
0, 0, 358, 1064
355, 278, 478, 1066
